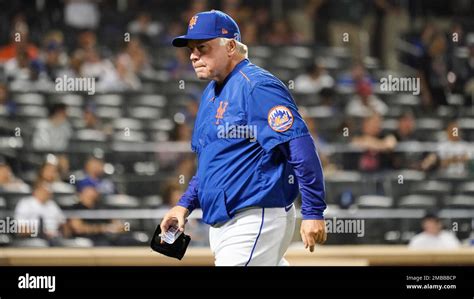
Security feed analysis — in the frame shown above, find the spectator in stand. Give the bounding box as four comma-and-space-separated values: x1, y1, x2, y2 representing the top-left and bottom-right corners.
69, 181, 124, 246
294, 61, 335, 94
394, 110, 417, 142
351, 114, 397, 172
346, 81, 388, 117
64, 0, 100, 30
170, 123, 192, 142
117, 38, 153, 78
14, 180, 69, 242
421, 120, 472, 176
456, 35, 474, 106
0, 14, 39, 62
418, 31, 449, 110
409, 212, 461, 249
127, 12, 163, 46
79, 103, 113, 136
37, 30, 68, 81
79, 47, 114, 82
0, 83, 16, 118
327, 0, 368, 59
37, 155, 75, 193
32, 103, 73, 151
337, 61, 374, 91
392, 110, 421, 170
77, 156, 116, 195
240, 22, 258, 46
0, 159, 30, 193
3, 45, 32, 82
266, 18, 304, 45
111, 53, 142, 90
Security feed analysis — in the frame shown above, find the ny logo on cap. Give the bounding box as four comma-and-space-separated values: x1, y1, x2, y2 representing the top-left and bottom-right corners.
189, 15, 198, 29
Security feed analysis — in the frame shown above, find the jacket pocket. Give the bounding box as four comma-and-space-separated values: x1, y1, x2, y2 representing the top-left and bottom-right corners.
199, 188, 231, 225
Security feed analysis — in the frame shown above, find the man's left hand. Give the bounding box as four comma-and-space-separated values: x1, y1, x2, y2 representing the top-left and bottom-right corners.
300, 219, 327, 252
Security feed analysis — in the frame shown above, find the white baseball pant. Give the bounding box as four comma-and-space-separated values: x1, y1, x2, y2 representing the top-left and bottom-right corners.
209, 204, 296, 266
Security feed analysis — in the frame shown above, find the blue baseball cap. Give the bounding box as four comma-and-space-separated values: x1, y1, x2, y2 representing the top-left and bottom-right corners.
77, 177, 99, 193
172, 10, 241, 47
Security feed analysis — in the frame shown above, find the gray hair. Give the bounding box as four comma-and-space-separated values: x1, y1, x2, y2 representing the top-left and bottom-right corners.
219, 38, 248, 59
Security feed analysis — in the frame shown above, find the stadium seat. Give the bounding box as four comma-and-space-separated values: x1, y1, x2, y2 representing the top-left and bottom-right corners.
0, 234, 12, 247
16, 105, 48, 118
2, 192, 32, 210
55, 237, 94, 248
13, 93, 45, 105
11, 238, 49, 248
356, 195, 393, 208
398, 194, 437, 208
0, 197, 6, 209
458, 182, 474, 195
444, 195, 474, 209
103, 194, 140, 209
94, 94, 123, 107
113, 118, 143, 131
75, 129, 108, 142
96, 106, 122, 119
113, 131, 147, 142
127, 106, 162, 120
66, 106, 84, 119
55, 194, 78, 210
411, 180, 452, 199
132, 94, 167, 108
325, 171, 364, 204
142, 195, 163, 208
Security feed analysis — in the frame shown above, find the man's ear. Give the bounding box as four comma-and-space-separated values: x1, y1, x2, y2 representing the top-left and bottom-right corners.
227, 39, 237, 56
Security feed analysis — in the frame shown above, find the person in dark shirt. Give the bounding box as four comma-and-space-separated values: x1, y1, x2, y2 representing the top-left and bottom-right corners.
392, 110, 422, 169
69, 181, 123, 246
351, 114, 397, 172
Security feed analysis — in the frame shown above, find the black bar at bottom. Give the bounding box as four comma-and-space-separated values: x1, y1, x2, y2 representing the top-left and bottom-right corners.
0, 266, 472, 298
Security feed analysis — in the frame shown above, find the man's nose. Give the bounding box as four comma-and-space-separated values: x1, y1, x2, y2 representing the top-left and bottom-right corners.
190, 48, 199, 62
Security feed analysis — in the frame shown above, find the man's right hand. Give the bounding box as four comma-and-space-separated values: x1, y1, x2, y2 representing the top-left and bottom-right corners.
160, 205, 189, 243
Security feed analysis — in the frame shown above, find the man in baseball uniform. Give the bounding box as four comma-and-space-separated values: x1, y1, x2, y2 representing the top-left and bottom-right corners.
160, 10, 327, 266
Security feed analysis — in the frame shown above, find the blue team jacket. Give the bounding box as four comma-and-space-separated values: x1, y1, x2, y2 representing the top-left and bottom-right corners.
188, 59, 313, 225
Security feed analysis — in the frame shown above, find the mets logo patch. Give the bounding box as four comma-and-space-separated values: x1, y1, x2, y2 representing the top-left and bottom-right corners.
268, 105, 294, 132
189, 15, 198, 29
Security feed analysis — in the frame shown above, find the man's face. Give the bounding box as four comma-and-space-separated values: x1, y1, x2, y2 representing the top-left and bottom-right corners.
80, 187, 99, 206
186, 39, 229, 81
41, 164, 58, 182
34, 185, 51, 203
422, 218, 442, 236
86, 159, 104, 177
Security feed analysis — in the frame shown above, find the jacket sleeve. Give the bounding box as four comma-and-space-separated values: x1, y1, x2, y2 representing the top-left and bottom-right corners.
278, 135, 327, 220
176, 175, 200, 213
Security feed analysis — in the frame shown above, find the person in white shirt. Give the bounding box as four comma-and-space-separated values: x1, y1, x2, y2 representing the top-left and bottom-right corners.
14, 181, 67, 240
409, 212, 461, 250
32, 103, 73, 151
294, 62, 335, 94
346, 81, 388, 117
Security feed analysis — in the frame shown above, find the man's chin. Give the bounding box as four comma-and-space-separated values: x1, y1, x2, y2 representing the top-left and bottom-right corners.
196, 73, 211, 80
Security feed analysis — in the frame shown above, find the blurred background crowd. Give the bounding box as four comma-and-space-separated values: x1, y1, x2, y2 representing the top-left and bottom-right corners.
0, 0, 473, 248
